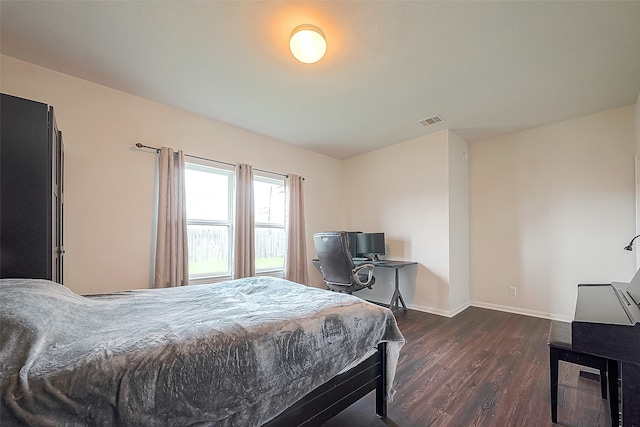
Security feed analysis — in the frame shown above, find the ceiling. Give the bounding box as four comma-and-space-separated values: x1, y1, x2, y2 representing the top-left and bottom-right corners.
1, 1, 639, 160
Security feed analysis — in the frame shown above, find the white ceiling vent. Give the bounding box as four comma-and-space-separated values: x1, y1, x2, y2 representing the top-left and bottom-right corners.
418, 115, 444, 126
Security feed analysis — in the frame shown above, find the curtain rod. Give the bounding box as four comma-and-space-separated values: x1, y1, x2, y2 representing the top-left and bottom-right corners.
134, 143, 302, 179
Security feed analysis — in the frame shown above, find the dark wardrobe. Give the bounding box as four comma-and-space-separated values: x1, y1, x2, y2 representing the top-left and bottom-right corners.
1, 93, 64, 283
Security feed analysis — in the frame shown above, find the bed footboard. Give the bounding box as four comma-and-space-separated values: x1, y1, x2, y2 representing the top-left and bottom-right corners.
265, 342, 388, 426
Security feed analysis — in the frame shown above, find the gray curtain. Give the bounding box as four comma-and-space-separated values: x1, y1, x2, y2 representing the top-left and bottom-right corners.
233, 163, 255, 279
154, 147, 189, 287
284, 174, 308, 285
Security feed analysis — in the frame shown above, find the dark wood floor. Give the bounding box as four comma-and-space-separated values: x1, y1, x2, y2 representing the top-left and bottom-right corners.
322, 307, 610, 427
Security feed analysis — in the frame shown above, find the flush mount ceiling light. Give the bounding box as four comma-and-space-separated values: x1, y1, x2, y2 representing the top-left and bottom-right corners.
289, 24, 326, 64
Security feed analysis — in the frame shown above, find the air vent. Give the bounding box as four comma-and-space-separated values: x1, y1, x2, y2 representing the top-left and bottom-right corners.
418, 115, 444, 127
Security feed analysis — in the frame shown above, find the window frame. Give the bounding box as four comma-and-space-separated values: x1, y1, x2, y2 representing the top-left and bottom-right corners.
185, 162, 234, 281
253, 173, 286, 274
184, 163, 287, 281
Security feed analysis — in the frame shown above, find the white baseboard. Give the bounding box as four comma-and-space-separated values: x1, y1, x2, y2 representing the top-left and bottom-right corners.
368, 296, 570, 321
366, 298, 470, 318
471, 300, 571, 321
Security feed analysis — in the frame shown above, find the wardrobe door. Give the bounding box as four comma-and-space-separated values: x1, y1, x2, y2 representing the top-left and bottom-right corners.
50, 110, 62, 283
0, 94, 60, 282
53, 128, 65, 284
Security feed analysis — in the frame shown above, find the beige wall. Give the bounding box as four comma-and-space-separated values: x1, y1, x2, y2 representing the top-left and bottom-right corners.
341, 130, 469, 315
448, 132, 470, 313
636, 92, 640, 157
636, 93, 640, 268
470, 105, 636, 320
1, 55, 343, 294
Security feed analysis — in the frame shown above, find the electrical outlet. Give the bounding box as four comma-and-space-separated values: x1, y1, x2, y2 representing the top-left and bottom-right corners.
509, 287, 517, 297
389, 281, 394, 290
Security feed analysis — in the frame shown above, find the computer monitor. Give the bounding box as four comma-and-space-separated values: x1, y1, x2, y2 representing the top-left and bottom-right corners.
345, 231, 359, 258
356, 232, 386, 261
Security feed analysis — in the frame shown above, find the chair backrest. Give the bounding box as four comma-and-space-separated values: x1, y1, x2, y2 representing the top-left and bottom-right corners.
313, 232, 356, 286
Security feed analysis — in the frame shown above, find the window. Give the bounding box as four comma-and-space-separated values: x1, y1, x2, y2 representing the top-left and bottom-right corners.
185, 164, 286, 280
185, 163, 233, 278
254, 176, 286, 272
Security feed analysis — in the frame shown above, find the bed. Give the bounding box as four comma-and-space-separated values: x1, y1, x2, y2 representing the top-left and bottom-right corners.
0, 276, 404, 426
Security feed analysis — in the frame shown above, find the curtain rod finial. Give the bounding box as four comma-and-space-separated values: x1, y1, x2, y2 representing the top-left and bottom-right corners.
135, 142, 143, 148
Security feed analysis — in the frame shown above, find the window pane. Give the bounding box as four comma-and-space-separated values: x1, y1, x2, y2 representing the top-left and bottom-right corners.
185, 167, 229, 221
255, 227, 285, 270
188, 225, 229, 275
254, 179, 285, 224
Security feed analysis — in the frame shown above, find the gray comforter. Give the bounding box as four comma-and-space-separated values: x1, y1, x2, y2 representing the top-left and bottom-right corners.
0, 277, 404, 426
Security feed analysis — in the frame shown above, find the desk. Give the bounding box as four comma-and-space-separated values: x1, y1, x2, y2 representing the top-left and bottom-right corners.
312, 259, 417, 312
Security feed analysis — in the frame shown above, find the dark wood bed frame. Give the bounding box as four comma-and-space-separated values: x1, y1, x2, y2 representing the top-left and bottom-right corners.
264, 342, 388, 426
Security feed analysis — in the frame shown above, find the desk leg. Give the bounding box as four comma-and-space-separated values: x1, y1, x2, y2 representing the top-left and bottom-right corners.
389, 268, 407, 312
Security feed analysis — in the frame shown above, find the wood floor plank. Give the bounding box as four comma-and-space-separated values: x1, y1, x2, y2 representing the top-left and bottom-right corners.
321, 306, 610, 427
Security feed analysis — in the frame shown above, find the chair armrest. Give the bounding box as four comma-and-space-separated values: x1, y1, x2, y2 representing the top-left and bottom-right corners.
352, 264, 375, 286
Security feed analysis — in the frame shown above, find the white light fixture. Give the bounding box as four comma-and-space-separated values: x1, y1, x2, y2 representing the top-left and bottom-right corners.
289, 24, 326, 64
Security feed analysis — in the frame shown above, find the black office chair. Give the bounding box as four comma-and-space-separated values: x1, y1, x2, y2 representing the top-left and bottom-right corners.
313, 231, 375, 294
